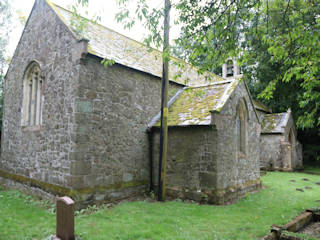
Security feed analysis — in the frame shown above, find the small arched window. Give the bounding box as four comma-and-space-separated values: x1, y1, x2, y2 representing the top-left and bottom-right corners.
226, 60, 234, 77
21, 62, 44, 127
236, 98, 248, 154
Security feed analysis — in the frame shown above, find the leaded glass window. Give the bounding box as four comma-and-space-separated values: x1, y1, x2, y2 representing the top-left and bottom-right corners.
22, 62, 44, 126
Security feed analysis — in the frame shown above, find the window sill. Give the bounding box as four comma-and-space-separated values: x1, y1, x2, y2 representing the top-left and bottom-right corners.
21, 125, 42, 132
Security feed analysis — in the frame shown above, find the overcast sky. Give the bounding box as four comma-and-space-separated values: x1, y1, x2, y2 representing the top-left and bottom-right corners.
8, 0, 180, 60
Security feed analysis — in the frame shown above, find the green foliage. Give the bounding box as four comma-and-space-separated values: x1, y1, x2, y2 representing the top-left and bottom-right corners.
173, 0, 320, 133
251, 0, 320, 130
174, 0, 261, 72
303, 144, 320, 164
1, 172, 320, 239
0, 0, 12, 130
115, 0, 164, 49
77, 0, 88, 7
0, 0, 11, 74
114, 0, 320, 134
69, 1, 101, 39
101, 58, 115, 69
69, 1, 90, 39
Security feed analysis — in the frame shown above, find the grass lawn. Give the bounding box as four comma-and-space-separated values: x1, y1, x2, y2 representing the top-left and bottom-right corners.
1, 171, 320, 240
303, 165, 320, 175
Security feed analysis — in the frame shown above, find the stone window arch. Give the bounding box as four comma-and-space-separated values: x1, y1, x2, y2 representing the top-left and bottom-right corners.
226, 59, 234, 77
21, 61, 44, 126
236, 98, 248, 154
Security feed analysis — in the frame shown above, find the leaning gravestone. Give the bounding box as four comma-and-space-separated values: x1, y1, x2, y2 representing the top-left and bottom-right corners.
55, 196, 75, 240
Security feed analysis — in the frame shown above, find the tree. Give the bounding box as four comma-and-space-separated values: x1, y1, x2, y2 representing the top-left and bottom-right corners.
0, 0, 12, 76
247, 0, 320, 130
245, 0, 320, 163
0, 0, 12, 129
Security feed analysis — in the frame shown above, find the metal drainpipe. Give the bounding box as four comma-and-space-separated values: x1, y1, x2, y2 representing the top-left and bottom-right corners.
147, 128, 154, 193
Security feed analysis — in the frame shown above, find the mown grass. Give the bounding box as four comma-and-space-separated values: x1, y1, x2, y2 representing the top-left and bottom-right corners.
0, 171, 320, 240
0, 190, 55, 239
303, 165, 320, 175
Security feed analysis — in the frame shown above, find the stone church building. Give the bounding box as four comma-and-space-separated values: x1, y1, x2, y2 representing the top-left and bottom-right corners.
0, 0, 300, 207
254, 102, 303, 171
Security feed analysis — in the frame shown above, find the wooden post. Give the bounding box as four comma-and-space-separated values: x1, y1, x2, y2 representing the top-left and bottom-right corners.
158, 0, 171, 201
56, 196, 75, 240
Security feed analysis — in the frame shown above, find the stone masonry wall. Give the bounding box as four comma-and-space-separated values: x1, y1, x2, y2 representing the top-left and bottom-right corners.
0, 0, 183, 207
260, 113, 303, 171
72, 56, 181, 204
211, 80, 261, 203
260, 134, 282, 169
152, 126, 217, 201
283, 113, 303, 169
1, 0, 83, 189
151, 81, 261, 205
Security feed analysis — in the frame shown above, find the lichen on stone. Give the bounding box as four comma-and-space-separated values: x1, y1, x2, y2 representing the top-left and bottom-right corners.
261, 113, 287, 133
154, 81, 235, 126
253, 100, 272, 113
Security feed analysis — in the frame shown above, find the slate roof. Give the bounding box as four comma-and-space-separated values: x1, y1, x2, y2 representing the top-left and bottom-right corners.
261, 112, 289, 134
48, 1, 223, 87
253, 100, 272, 113
152, 79, 239, 127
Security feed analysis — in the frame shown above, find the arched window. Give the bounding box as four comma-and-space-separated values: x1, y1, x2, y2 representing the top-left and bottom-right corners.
21, 62, 44, 126
226, 60, 234, 77
236, 98, 248, 154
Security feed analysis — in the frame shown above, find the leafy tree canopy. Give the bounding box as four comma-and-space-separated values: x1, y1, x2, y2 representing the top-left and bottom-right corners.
0, 0, 12, 77
113, 0, 320, 132
0, 0, 12, 129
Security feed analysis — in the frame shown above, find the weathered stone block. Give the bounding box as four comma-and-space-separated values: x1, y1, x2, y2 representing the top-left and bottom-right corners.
69, 152, 86, 161
123, 173, 133, 182
76, 100, 92, 113
199, 172, 217, 189
70, 161, 91, 176
86, 91, 97, 100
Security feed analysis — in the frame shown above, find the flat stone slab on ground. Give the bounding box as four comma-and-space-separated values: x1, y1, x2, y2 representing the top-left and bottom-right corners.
296, 188, 304, 192
299, 222, 320, 238
302, 178, 309, 181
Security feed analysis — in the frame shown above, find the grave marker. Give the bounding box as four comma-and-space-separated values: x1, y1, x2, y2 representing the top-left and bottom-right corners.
56, 196, 75, 240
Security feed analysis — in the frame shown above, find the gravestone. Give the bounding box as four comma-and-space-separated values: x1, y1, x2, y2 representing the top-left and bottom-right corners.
56, 196, 75, 240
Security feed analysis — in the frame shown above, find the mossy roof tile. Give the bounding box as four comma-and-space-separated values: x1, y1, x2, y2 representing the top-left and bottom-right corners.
49, 2, 223, 87
253, 100, 272, 113
154, 80, 238, 127
261, 113, 288, 133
